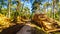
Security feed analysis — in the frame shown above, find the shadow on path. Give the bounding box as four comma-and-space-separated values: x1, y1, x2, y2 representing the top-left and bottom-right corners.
0, 24, 24, 34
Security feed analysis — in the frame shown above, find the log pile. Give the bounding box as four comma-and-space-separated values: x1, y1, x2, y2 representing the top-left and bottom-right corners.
0, 14, 25, 34
32, 14, 60, 32
0, 14, 11, 32
17, 16, 30, 24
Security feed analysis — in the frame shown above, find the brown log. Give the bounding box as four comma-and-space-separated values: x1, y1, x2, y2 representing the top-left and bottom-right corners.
32, 14, 60, 33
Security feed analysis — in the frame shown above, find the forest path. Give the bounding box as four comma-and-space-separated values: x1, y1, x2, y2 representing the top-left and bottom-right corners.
16, 23, 32, 34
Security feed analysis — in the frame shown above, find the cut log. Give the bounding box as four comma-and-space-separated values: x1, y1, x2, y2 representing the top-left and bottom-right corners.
46, 28, 60, 33
32, 14, 60, 33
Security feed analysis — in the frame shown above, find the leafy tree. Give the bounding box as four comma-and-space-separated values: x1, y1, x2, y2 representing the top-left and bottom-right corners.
16, 0, 21, 16
21, 7, 30, 19
0, 0, 6, 14
43, 2, 50, 14
32, 0, 41, 14
52, 0, 59, 19
32, 0, 46, 14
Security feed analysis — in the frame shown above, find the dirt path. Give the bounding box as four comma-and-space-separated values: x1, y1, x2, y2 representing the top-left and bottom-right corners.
16, 25, 32, 34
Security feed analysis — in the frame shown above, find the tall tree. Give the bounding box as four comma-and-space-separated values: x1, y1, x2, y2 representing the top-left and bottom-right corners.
52, 0, 59, 19
43, 2, 50, 14
32, 0, 46, 14
12, 0, 21, 23
32, 0, 41, 14
16, 0, 21, 16
8, 0, 11, 18
0, 0, 5, 14
20, 0, 29, 16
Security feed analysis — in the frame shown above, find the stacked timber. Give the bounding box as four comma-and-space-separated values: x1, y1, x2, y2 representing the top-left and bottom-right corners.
32, 14, 60, 32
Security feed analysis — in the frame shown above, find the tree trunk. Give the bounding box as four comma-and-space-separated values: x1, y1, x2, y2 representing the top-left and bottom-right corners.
8, 0, 11, 18
43, 6, 46, 14
16, 0, 21, 16
52, 0, 55, 19
13, 0, 21, 23
0, 8, 1, 12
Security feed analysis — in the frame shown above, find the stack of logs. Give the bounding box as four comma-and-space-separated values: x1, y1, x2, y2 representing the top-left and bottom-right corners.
32, 14, 60, 31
